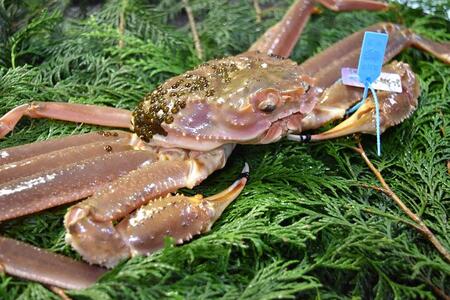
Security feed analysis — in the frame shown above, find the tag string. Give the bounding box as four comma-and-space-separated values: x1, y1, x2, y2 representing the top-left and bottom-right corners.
369, 85, 381, 156
345, 83, 382, 156
346, 84, 369, 115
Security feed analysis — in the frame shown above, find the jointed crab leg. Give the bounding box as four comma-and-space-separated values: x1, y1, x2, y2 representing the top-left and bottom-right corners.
0, 133, 135, 182
0, 102, 132, 138
64, 145, 235, 267
0, 161, 247, 290
287, 23, 450, 140
0, 130, 150, 221
300, 23, 450, 88
249, 0, 388, 57
0, 130, 131, 165
289, 61, 419, 142
0, 236, 106, 290
0, 150, 157, 221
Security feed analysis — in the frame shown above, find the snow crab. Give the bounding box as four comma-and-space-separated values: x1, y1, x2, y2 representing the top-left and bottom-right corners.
1, 0, 449, 291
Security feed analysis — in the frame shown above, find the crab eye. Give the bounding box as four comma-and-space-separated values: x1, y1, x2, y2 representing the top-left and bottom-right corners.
258, 99, 277, 112
253, 88, 281, 113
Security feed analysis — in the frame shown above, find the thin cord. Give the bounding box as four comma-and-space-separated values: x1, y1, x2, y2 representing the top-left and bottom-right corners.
345, 83, 382, 156
369, 85, 381, 156
346, 84, 369, 115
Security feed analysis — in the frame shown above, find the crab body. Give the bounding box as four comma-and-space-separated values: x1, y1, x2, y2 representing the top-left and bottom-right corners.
133, 52, 312, 150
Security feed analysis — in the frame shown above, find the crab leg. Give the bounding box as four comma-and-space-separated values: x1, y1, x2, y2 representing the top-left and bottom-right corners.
290, 23, 450, 134
249, 0, 387, 57
0, 102, 132, 138
289, 61, 419, 142
0, 132, 135, 182
0, 150, 157, 221
300, 23, 450, 88
115, 163, 249, 257
64, 144, 235, 267
0, 236, 106, 290
0, 161, 246, 290
0, 130, 131, 165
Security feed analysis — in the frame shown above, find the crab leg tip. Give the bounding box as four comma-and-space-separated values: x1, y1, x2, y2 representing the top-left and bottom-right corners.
239, 162, 250, 180
203, 165, 249, 223
287, 134, 312, 142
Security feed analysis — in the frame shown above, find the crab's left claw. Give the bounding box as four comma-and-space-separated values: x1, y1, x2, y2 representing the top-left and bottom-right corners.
288, 61, 419, 142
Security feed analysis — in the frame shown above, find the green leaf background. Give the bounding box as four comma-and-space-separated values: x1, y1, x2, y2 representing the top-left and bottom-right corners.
0, 0, 448, 299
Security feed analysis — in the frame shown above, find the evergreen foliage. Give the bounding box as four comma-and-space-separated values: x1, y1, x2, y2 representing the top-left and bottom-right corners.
0, 0, 448, 299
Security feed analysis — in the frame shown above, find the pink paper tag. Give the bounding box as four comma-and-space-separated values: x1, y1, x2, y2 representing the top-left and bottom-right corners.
341, 68, 402, 93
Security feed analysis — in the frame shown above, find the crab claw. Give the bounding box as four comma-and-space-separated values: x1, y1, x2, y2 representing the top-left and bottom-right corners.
288, 61, 419, 142
65, 161, 249, 268
116, 163, 249, 258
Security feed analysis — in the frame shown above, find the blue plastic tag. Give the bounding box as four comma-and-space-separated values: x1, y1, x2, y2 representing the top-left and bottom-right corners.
343, 31, 389, 156
357, 32, 388, 85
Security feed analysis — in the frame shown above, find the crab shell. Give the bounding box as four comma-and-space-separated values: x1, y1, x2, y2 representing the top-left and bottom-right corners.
132, 52, 315, 150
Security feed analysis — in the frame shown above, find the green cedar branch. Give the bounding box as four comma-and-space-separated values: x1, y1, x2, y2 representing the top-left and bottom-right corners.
253, 0, 262, 23
182, 0, 203, 60
118, 0, 128, 49
354, 143, 450, 264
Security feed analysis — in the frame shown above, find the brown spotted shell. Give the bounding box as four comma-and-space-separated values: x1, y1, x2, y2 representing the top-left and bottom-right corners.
131, 52, 308, 142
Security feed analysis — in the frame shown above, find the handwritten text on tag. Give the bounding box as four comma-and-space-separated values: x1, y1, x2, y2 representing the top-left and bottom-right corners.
342, 68, 402, 93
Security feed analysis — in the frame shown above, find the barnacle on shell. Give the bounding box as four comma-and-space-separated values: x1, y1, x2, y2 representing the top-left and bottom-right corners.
132, 55, 265, 141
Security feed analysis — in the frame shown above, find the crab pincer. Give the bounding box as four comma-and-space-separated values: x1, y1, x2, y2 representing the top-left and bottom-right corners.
116, 163, 249, 258
65, 162, 249, 268
0, 164, 248, 289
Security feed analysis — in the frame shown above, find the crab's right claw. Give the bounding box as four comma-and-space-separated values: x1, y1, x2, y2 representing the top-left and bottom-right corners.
115, 163, 249, 260
0, 164, 249, 289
